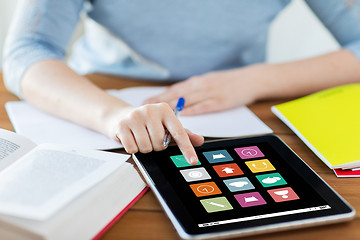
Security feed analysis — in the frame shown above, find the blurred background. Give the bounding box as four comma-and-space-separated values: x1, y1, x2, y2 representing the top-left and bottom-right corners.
0, 0, 339, 70
1, 0, 18, 69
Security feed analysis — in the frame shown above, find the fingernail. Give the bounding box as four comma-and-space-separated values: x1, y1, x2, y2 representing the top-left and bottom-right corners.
189, 156, 198, 165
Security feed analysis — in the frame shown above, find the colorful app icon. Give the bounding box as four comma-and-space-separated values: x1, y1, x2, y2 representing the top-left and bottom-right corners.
190, 181, 222, 197
170, 155, 201, 168
180, 167, 211, 182
213, 163, 244, 177
234, 192, 267, 207
245, 159, 275, 173
223, 177, 255, 192
200, 197, 233, 213
268, 187, 300, 202
203, 150, 233, 164
235, 146, 265, 159
256, 173, 287, 187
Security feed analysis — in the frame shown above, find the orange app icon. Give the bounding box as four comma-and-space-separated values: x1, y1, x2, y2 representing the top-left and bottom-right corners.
245, 159, 275, 173
190, 182, 222, 197
213, 163, 244, 177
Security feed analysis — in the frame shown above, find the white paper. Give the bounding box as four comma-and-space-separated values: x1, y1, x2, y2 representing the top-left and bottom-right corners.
0, 144, 129, 220
108, 87, 273, 138
5, 87, 272, 150
5, 102, 122, 150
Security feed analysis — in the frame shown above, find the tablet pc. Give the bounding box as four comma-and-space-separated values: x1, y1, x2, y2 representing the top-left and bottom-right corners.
133, 135, 355, 239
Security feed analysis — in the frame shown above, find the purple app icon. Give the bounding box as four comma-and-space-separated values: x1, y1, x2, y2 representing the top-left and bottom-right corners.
234, 192, 267, 207
235, 146, 265, 159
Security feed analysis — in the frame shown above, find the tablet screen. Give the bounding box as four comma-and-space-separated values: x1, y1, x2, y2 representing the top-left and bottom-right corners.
134, 136, 353, 238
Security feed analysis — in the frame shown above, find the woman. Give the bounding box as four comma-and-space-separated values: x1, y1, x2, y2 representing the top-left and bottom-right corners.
3, 0, 360, 165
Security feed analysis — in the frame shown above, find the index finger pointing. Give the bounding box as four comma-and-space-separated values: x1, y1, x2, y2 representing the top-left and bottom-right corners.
163, 118, 199, 165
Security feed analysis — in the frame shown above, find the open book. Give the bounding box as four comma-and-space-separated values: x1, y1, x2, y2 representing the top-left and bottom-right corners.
5, 86, 273, 150
0, 128, 147, 240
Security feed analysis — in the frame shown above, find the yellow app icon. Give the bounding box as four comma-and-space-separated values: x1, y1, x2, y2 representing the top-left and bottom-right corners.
245, 159, 275, 173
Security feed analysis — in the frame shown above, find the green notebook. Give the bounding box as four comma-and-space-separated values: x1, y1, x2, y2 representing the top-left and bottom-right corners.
271, 84, 360, 169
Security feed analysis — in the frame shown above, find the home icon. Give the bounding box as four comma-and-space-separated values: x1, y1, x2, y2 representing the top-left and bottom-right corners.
222, 167, 235, 174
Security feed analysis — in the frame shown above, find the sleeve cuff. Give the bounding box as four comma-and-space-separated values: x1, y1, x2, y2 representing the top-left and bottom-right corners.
344, 41, 360, 62
3, 40, 65, 99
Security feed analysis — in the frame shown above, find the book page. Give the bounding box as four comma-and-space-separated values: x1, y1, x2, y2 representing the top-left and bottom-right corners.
108, 87, 273, 137
0, 144, 130, 220
0, 129, 37, 171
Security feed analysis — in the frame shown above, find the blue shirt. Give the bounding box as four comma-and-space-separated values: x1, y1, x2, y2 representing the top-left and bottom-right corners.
3, 0, 360, 98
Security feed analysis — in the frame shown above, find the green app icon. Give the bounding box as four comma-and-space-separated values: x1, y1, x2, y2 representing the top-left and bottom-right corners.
256, 173, 287, 187
170, 155, 201, 168
200, 197, 233, 213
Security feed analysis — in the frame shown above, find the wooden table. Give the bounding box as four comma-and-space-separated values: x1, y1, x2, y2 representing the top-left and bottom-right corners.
1, 73, 359, 240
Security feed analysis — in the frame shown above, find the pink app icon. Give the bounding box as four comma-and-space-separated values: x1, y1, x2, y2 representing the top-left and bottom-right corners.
235, 146, 265, 159
234, 192, 267, 207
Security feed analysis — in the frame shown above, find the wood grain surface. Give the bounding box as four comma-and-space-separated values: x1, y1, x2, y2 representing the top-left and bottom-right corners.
1, 73, 358, 240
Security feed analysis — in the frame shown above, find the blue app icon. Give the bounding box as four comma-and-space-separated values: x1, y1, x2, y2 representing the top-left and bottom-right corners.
223, 177, 255, 192
203, 150, 233, 164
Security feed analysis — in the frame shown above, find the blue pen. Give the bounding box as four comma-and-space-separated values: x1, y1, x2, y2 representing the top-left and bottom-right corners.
163, 97, 185, 147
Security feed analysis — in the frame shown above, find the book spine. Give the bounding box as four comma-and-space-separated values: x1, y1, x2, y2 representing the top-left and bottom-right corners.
92, 187, 149, 240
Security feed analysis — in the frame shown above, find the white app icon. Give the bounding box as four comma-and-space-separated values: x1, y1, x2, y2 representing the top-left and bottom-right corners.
222, 167, 234, 174
229, 181, 248, 188
188, 171, 203, 178
241, 149, 258, 156
213, 153, 225, 160
262, 177, 281, 184
274, 190, 289, 199
180, 167, 211, 182
208, 202, 225, 208
252, 162, 267, 169
197, 185, 215, 194
244, 196, 258, 203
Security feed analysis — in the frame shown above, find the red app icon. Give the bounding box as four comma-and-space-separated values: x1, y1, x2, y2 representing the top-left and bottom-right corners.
213, 163, 244, 177
268, 187, 300, 202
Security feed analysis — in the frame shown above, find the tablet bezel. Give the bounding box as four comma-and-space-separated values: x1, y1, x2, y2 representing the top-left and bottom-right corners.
133, 135, 355, 239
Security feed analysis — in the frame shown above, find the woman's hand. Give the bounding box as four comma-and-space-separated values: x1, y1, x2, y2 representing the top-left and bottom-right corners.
110, 103, 204, 164
144, 64, 271, 115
